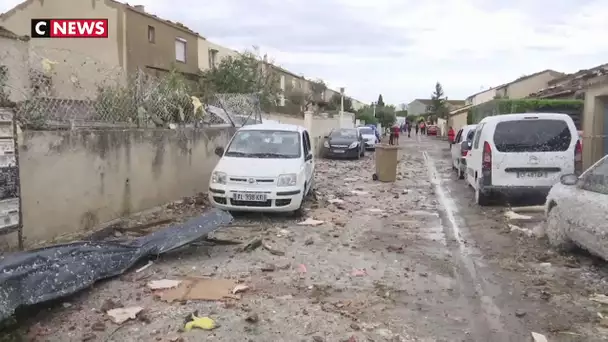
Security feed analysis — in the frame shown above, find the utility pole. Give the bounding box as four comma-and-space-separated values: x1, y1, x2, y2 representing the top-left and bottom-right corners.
372, 101, 376, 117
339, 87, 345, 127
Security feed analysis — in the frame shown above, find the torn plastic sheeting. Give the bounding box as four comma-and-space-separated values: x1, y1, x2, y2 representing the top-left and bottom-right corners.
0, 208, 233, 323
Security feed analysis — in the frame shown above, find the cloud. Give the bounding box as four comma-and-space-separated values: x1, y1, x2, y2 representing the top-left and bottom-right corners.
2, 0, 608, 105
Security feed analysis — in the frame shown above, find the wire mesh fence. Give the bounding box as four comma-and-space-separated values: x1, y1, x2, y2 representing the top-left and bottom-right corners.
0, 45, 259, 129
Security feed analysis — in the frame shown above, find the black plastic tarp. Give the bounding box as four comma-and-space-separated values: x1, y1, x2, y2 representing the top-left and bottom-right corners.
0, 208, 233, 322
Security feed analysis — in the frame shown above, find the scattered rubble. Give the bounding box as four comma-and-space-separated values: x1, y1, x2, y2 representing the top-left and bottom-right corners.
147, 279, 181, 290
107, 307, 143, 324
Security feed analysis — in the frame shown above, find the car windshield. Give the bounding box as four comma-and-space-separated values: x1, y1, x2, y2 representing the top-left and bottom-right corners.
225, 130, 301, 158
493, 119, 571, 152
358, 127, 374, 135
330, 129, 358, 139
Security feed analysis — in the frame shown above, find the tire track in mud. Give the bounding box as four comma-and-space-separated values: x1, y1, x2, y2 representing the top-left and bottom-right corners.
419, 139, 527, 341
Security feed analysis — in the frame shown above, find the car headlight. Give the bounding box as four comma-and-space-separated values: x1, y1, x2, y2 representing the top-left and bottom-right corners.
349, 141, 359, 149
277, 173, 297, 187
211, 171, 226, 184
323, 141, 329, 148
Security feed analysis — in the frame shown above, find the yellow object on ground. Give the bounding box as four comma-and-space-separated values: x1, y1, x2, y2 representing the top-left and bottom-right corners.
184, 315, 216, 331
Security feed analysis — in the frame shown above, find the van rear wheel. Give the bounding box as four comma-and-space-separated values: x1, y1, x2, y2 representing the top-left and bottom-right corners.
475, 187, 490, 206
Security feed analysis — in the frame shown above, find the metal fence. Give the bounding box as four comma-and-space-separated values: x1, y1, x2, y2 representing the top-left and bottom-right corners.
0, 45, 259, 129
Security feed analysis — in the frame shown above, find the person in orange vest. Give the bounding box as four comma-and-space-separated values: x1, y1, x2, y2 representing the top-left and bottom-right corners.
448, 126, 455, 145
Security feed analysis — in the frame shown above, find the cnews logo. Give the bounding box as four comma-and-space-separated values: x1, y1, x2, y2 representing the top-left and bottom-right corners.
31, 19, 108, 38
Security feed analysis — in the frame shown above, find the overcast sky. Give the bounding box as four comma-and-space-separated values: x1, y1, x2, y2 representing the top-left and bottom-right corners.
3, 0, 608, 105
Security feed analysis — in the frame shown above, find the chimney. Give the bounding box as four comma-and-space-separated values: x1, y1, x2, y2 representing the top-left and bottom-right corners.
134, 5, 144, 12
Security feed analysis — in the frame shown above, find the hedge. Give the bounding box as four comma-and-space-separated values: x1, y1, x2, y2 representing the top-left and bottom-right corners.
466, 99, 584, 128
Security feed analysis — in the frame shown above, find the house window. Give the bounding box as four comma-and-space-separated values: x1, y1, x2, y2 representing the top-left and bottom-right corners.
280, 75, 285, 91
209, 49, 218, 68
147, 25, 155, 43
175, 38, 187, 63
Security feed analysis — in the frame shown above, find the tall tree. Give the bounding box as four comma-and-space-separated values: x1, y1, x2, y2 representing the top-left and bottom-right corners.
377, 94, 385, 107
430, 82, 448, 119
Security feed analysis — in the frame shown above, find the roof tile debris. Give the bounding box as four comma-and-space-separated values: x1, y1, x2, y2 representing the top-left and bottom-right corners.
527, 64, 608, 98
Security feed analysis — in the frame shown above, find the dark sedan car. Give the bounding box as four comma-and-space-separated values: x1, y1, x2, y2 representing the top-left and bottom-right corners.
322, 128, 365, 159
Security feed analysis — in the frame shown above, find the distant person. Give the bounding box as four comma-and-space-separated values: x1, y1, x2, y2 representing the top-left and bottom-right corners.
420, 121, 426, 135
392, 125, 400, 145
415, 122, 419, 135
407, 122, 412, 137
448, 126, 455, 146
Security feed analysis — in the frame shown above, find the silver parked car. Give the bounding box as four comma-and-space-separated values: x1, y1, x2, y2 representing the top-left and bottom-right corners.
545, 154, 608, 259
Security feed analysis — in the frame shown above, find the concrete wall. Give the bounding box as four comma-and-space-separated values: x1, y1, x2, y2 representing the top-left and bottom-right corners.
17, 126, 234, 245
449, 112, 468, 133
0, 0, 126, 98
0, 35, 29, 103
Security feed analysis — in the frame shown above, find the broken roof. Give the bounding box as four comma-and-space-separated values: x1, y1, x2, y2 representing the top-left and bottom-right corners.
527, 64, 608, 99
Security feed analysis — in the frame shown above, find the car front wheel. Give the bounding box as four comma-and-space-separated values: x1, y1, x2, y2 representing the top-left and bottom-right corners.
546, 205, 574, 251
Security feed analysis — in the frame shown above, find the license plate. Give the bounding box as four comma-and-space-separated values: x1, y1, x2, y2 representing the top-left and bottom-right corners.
233, 192, 267, 201
517, 171, 547, 178
333, 149, 345, 153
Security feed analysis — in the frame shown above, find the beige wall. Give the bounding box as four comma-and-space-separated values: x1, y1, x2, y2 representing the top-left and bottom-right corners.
198, 39, 239, 71
502, 71, 563, 99
583, 84, 608, 169
0, 0, 126, 98
125, 7, 199, 75
472, 88, 496, 105
16, 126, 234, 245
0, 36, 29, 102
449, 112, 468, 132
263, 112, 355, 152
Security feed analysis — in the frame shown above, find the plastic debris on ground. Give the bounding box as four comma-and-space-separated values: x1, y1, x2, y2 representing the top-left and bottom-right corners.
0, 208, 233, 322
297, 218, 324, 226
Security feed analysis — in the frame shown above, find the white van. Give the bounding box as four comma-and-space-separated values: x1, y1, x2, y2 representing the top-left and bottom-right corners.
466, 113, 582, 205
450, 124, 477, 179
208, 123, 315, 214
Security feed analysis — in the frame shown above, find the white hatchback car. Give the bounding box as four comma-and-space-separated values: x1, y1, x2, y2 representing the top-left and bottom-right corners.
208, 123, 315, 213
466, 113, 581, 205
357, 126, 378, 150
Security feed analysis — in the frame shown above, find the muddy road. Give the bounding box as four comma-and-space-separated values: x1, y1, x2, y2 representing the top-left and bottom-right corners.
10, 135, 608, 342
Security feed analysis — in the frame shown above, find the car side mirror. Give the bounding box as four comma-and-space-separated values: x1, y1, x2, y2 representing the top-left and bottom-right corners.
324, 135, 329, 139
305, 153, 313, 161
214, 147, 224, 157
460, 141, 471, 151
560, 174, 578, 186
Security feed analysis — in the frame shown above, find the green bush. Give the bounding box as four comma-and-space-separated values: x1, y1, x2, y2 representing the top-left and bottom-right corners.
466, 99, 583, 126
